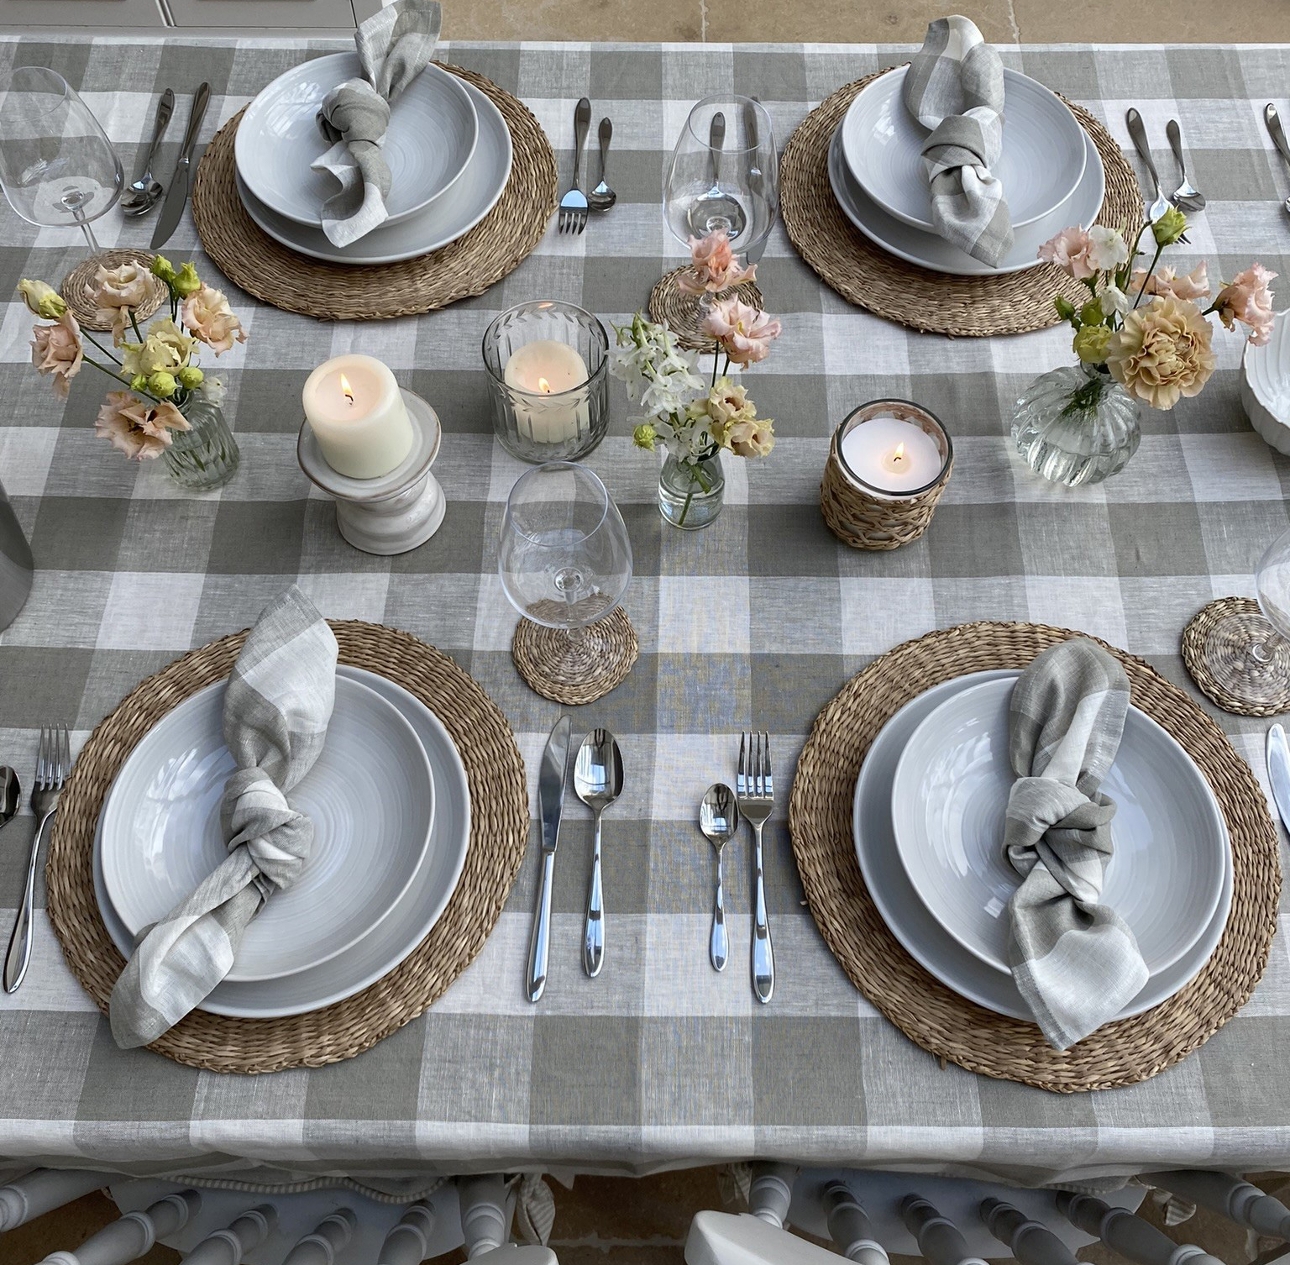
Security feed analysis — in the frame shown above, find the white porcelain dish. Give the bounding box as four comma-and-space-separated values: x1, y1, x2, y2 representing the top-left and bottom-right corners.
95, 666, 472, 1019
853, 670, 1233, 1023
101, 674, 434, 983
236, 54, 478, 228
828, 124, 1105, 277
841, 65, 1087, 231
237, 76, 512, 267
1241, 309, 1290, 456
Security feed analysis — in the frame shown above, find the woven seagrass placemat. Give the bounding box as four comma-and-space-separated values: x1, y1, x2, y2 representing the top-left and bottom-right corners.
788, 621, 1279, 1093
779, 72, 1143, 336
1181, 597, 1290, 717
46, 621, 528, 1073
191, 66, 556, 321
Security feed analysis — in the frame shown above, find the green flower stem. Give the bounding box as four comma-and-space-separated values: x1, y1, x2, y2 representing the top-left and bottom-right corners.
80, 355, 163, 404
129, 309, 143, 342
81, 330, 122, 364
1133, 242, 1164, 309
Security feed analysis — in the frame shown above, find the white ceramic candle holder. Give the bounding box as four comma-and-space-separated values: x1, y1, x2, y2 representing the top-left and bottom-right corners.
297, 389, 446, 556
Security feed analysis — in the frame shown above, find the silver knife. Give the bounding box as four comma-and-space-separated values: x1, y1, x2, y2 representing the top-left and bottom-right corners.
708, 110, 725, 191
151, 81, 211, 250
1267, 724, 1290, 833
526, 714, 572, 1003
744, 97, 767, 265
1266, 104, 1290, 168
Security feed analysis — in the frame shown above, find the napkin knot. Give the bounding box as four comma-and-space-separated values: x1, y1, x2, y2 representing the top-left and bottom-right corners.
221, 766, 314, 893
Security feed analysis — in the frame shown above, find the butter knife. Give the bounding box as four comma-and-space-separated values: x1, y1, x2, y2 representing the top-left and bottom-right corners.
1267, 724, 1290, 834
526, 714, 572, 1003
744, 96, 767, 265
151, 81, 211, 250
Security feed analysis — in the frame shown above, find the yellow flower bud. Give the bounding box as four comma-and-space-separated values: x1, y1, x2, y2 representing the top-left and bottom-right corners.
177, 366, 204, 389
150, 255, 175, 282
148, 371, 178, 398
1079, 299, 1105, 327
1073, 323, 1113, 365
17, 278, 67, 319
173, 262, 202, 297
129, 374, 149, 392
1152, 205, 1187, 246
632, 423, 657, 451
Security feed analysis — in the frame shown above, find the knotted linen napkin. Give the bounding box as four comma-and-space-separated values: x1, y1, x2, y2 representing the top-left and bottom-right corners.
109, 587, 338, 1048
1003, 638, 1149, 1051
901, 15, 1014, 266
311, 0, 443, 247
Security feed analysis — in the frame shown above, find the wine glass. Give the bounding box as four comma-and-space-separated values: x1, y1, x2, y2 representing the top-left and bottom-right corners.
499, 462, 633, 682
663, 95, 777, 262
1201, 526, 1290, 710
0, 66, 123, 257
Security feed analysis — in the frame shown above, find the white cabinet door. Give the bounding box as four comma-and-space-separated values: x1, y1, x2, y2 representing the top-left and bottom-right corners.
165, 0, 356, 25
1, 0, 166, 25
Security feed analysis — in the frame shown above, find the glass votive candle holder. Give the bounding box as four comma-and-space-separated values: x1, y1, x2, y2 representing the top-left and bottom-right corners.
820, 399, 953, 550
482, 301, 611, 463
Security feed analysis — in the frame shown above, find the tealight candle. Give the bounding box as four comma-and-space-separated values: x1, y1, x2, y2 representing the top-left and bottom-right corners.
302, 354, 414, 480
839, 414, 944, 495
502, 339, 591, 445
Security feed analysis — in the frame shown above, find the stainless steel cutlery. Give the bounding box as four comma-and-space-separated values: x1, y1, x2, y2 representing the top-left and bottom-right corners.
588, 117, 616, 213
151, 81, 211, 250
1165, 119, 1206, 212
1267, 724, 1290, 835
557, 97, 592, 234
526, 715, 572, 1002
744, 97, 768, 265
699, 783, 739, 972
1125, 108, 1171, 223
121, 88, 174, 217
1127, 108, 1206, 219
1264, 104, 1290, 217
573, 728, 623, 978
737, 731, 775, 1004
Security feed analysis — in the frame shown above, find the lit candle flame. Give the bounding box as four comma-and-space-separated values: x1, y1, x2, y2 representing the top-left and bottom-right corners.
537, 376, 552, 395
339, 373, 355, 406
892, 442, 906, 464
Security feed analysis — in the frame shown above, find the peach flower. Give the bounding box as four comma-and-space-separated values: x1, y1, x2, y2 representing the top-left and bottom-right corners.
701, 297, 782, 365
1214, 263, 1277, 347
94, 391, 190, 460
1037, 226, 1096, 280
90, 259, 154, 342
182, 285, 246, 355
727, 416, 775, 458
31, 310, 84, 400
1106, 295, 1215, 410
1133, 262, 1210, 303
677, 230, 757, 294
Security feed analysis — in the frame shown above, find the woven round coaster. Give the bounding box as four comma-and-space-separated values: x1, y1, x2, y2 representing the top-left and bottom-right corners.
190, 67, 557, 321
60, 249, 167, 333
1181, 596, 1290, 717
647, 268, 765, 351
779, 73, 1143, 336
512, 607, 639, 705
45, 621, 528, 1073
788, 620, 1280, 1093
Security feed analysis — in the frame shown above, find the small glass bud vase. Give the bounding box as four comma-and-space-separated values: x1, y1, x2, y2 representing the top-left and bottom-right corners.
163, 394, 240, 491
659, 452, 725, 530
1011, 362, 1141, 487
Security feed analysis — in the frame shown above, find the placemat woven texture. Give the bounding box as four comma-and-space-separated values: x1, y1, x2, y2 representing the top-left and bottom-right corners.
1181, 597, 1290, 717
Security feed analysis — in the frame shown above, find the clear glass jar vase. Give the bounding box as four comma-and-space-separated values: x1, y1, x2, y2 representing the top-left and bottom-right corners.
1010, 362, 1141, 487
659, 452, 724, 529
164, 394, 239, 491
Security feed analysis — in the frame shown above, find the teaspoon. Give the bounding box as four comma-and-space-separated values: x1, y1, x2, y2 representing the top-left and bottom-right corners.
121, 88, 174, 217
699, 783, 739, 972
574, 728, 623, 978
588, 117, 616, 212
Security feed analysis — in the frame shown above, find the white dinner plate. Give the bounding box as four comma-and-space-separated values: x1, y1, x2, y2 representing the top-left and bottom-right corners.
101, 675, 434, 983
1241, 308, 1290, 456
236, 75, 512, 266
841, 65, 1086, 231
828, 123, 1105, 277
95, 666, 472, 1019
853, 671, 1233, 1023
236, 54, 478, 228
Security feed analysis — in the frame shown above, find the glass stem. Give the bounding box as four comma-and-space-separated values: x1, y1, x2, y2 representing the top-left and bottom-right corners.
1251, 630, 1283, 665
73, 207, 101, 254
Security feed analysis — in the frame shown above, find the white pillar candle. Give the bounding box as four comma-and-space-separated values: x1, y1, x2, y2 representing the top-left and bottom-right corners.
839, 415, 943, 494
302, 354, 414, 480
502, 339, 590, 445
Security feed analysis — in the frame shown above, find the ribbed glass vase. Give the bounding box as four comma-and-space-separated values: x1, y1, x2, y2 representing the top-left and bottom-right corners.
658, 452, 725, 529
163, 395, 240, 491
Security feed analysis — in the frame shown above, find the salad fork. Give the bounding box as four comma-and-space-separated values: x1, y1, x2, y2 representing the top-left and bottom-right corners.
736, 730, 775, 1004
5, 725, 70, 993
557, 97, 591, 235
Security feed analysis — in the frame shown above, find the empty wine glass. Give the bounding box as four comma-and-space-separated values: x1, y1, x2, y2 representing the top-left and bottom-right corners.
663, 95, 776, 262
499, 462, 633, 682
1201, 526, 1290, 710
0, 66, 122, 257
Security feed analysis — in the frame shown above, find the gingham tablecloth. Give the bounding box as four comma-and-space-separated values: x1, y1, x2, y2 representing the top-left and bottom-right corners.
2, 34, 1290, 1189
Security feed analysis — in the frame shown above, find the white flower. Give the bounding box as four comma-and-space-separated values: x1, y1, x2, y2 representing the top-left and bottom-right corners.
1099, 285, 1130, 317
200, 375, 226, 404
1086, 226, 1129, 272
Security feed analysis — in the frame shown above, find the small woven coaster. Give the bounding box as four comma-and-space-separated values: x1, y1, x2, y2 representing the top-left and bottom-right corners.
788, 620, 1280, 1093
779, 72, 1143, 336
46, 621, 528, 1074
191, 66, 557, 322
647, 268, 765, 351
512, 607, 639, 705
60, 249, 167, 333
1181, 596, 1290, 717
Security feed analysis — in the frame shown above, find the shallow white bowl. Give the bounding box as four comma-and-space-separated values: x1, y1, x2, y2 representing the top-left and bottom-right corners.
1241, 309, 1290, 456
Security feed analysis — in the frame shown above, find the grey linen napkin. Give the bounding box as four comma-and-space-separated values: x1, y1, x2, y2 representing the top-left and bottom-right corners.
1003, 638, 1149, 1051
109, 587, 338, 1048
901, 15, 1014, 266
311, 0, 443, 247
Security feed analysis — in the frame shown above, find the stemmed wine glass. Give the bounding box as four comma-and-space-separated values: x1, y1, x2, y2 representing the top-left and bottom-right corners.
0, 67, 123, 262
1201, 526, 1290, 710
499, 462, 633, 684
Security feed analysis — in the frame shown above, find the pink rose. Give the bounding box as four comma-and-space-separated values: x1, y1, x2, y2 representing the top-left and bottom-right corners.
182, 285, 246, 355
701, 297, 782, 365
1133, 262, 1210, 303
1214, 263, 1277, 347
31, 310, 84, 400
94, 391, 190, 460
1037, 226, 1096, 280
677, 229, 757, 295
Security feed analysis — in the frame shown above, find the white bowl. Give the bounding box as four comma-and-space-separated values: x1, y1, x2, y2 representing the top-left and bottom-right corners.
1241, 310, 1290, 455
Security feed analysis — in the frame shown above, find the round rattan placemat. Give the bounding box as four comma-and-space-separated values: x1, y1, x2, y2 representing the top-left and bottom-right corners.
191, 66, 557, 322
512, 607, 639, 705
61, 249, 167, 332
647, 268, 765, 351
779, 73, 1143, 336
1181, 596, 1290, 717
46, 621, 528, 1073
788, 620, 1279, 1093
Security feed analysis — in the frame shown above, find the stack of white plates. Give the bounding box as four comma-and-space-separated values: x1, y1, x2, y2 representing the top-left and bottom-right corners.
234, 53, 513, 265
853, 670, 1232, 1023
830, 66, 1106, 277
94, 666, 470, 1019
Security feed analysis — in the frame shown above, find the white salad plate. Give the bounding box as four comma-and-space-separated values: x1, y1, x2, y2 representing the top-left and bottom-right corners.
95, 666, 472, 1019
841, 65, 1087, 231
853, 671, 1233, 1023
101, 674, 434, 984
1241, 309, 1290, 456
236, 53, 479, 228
828, 124, 1105, 277
237, 76, 512, 266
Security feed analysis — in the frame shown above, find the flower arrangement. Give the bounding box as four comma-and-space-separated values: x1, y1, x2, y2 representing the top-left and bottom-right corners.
676, 228, 757, 296
17, 257, 246, 460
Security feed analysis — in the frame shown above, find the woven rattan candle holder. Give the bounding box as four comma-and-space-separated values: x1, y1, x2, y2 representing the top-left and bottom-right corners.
820, 400, 953, 550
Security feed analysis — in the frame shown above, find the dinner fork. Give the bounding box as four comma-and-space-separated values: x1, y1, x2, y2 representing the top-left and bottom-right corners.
4, 726, 70, 993
557, 97, 592, 235
737, 731, 774, 1004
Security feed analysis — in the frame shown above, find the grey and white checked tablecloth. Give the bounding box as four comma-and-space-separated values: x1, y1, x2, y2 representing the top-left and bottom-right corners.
2, 33, 1290, 1190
